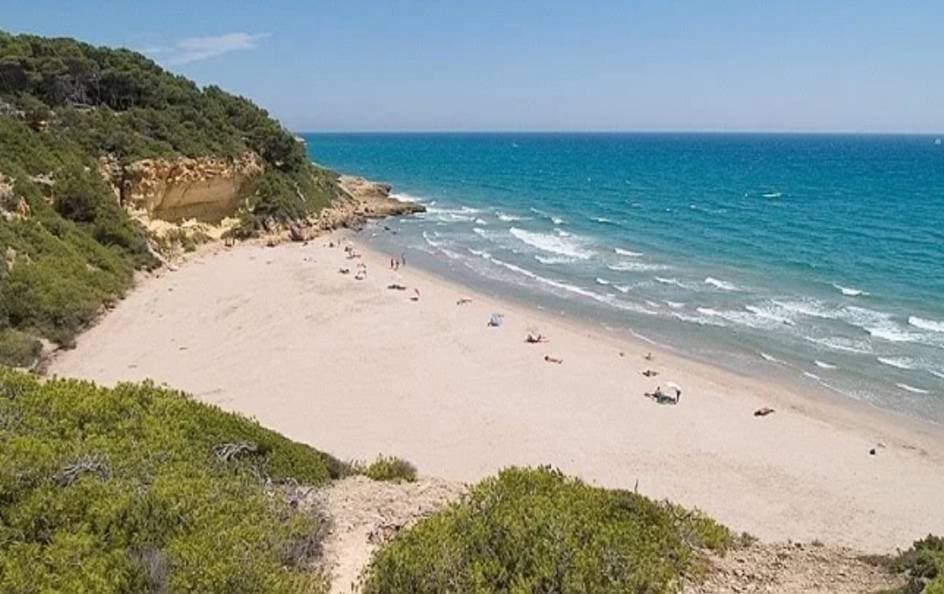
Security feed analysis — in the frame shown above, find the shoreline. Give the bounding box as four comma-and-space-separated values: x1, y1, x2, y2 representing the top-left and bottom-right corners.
49, 229, 944, 552
383, 236, 944, 443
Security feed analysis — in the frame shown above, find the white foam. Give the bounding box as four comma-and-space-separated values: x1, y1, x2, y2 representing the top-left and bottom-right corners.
509, 227, 593, 260
704, 277, 740, 291
832, 283, 869, 297
745, 304, 795, 326
909, 316, 944, 334
762, 192, 783, 198
474, 218, 488, 225
773, 299, 835, 320
614, 248, 643, 257
593, 216, 617, 224
655, 277, 695, 290
672, 312, 726, 327
931, 370, 944, 380
897, 383, 930, 395
595, 277, 612, 286
814, 360, 838, 370
485, 256, 654, 315
760, 352, 783, 363
877, 356, 917, 370
803, 371, 821, 380
495, 211, 524, 222
664, 300, 685, 309
467, 248, 491, 259
614, 285, 632, 294
389, 192, 422, 203
804, 336, 873, 354
607, 261, 668, 272
534, 254, 574, 265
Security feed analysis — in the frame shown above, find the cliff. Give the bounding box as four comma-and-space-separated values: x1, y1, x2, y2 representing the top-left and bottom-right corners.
117, 152, 264, 223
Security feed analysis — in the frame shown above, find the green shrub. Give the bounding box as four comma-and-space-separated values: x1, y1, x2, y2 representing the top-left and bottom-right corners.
354, 455, 417, 483
360, 466, 730, 594
891, 535, 944, 594
0, 368, 343, 593
0, 328, 42, 367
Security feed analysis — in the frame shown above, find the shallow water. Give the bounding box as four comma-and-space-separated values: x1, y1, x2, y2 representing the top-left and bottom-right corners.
304, 132, 944, 422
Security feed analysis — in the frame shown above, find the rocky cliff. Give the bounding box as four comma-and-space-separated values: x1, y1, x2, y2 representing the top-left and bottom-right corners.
109, 152, 264, 224
316, 175, 426, 230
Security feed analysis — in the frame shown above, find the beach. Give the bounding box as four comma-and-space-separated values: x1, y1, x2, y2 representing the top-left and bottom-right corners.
51, 233, 944, 553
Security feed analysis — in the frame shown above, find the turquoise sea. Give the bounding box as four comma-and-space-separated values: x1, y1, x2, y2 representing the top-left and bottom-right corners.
303, 133, 944, 423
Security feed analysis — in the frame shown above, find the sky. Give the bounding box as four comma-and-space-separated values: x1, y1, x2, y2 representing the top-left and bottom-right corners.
2, 0, 943, 133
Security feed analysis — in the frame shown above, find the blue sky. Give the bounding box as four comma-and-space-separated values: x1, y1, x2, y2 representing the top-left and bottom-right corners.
3, 0, 942, 132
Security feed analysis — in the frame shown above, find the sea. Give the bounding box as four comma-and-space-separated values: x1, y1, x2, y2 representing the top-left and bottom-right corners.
303, 133, 944, 424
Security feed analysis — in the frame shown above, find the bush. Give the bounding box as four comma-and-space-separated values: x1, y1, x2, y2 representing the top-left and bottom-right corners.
360, 466, 730, 594
0, 328, 42, 367
0, 368, 344, 593
354, 455, 417, 483
892, 535, 944, 594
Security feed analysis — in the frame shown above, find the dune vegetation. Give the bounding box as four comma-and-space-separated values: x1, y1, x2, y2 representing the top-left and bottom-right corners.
0, 31, 339, 361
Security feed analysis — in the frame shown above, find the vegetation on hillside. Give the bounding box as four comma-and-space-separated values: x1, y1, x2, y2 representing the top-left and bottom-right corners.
0, 31, 339, 359
0, 368, 345, 593
360, 466, 731, 593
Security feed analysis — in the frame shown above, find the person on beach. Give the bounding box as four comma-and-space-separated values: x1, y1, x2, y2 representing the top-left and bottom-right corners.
544, 355, 563, 364
401, 252, 407, 267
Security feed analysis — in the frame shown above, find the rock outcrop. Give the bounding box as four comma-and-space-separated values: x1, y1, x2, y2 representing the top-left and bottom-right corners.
117, 152, 264, 223
316, 175, 425, 231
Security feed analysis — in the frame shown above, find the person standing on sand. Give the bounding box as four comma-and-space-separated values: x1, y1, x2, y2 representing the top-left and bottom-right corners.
401, 252, 407, 267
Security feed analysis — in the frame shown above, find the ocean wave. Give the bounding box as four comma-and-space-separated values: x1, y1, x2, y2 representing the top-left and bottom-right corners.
614, 248, 643, 257
485, 256, 655, 315
509, 227, 593, 260
760, 352, 783, 363
762, 192, 783, 198
909, 316, 944, 334
607, 261, 669, 272
664, 300, 685, 309
421, 231, 442, 248
474, 218, 488, 225
897, 383, 930, 395
426, 206, 480, 222
804, 336, 873, 354
803, 371, 821, 380
931, 370, 944, 380
528, 207, 566, 225
614, 285, 632, 293
696, 307, 785, 330
592, 216, 618, 225
554, 228, 571, 237
814, 360, 838, 369
832, 283, 869, 297
389, 192, 423, 203
655, 277, 696, 290
704, 277, 740, 291
495, 211, 525, 222
672, 312, 727, 327
467, 248, 491, 259
534, 254, 575, 265
595, 277, 612, 286
773, 299, 835, 319
745, 304, 796, 326
877, 356, 917, 370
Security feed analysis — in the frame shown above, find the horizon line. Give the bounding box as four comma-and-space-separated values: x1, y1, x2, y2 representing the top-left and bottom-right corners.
295, 129, 944, 136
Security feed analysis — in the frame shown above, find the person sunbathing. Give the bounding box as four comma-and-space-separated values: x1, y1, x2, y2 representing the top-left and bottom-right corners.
544, 355, 563, 364
526, 333, 548, 344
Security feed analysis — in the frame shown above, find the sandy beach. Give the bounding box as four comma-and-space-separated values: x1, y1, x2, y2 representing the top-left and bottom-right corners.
51, 233, 944, 552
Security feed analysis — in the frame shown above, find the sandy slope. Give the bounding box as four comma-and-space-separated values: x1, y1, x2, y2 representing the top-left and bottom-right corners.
51, 234, 944, 552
